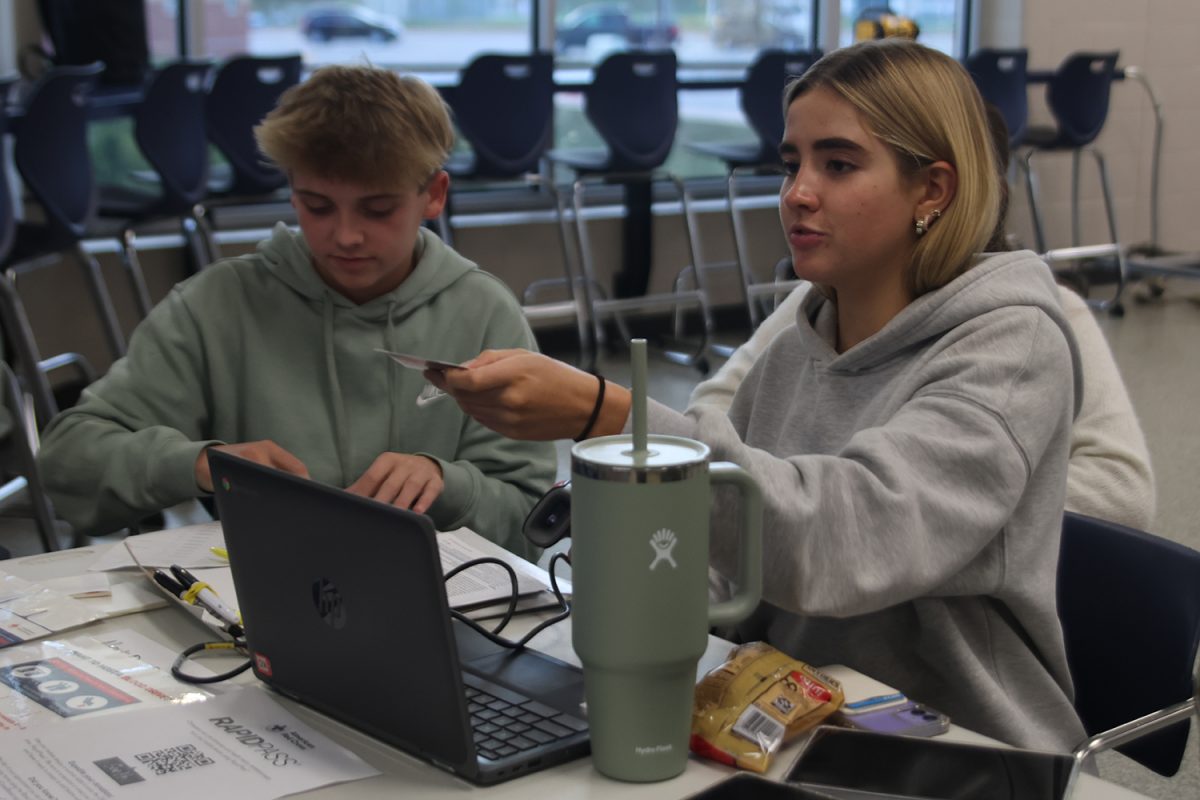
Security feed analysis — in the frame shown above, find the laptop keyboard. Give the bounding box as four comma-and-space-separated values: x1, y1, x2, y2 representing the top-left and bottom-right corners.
464, 679, 587, 762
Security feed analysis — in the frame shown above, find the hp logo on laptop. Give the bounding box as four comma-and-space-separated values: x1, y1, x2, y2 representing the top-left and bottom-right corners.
311, 578, 347, 629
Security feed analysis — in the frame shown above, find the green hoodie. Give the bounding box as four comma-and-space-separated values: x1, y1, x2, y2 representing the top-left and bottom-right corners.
38, 224, 554, 559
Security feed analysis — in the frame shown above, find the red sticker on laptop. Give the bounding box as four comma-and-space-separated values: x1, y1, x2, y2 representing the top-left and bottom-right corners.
254, 652, 273, 677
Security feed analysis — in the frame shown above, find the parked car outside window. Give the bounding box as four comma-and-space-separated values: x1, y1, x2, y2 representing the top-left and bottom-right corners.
555, 4, 679, 53
300, 6, 404, 43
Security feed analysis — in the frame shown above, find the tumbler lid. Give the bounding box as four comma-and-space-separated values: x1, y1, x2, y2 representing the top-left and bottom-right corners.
572, 434, 709, 482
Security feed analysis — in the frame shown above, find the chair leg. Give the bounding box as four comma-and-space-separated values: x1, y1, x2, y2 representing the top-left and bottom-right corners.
437, 191, 455, 246
571, 178, 625, 352
0, 271, 58, 427
73, 244, 127, 359
119, 228, 154, 319
1021, 149, 1048, 253
181, 209, 215, 274
191, 204, 220, 267
515, 175, 598, 370
1090, 147, 1127, 316
727, 167, 762, 329
668, 175, 719, 364
1070, 148, 1082, 248
544, 178, 596, 369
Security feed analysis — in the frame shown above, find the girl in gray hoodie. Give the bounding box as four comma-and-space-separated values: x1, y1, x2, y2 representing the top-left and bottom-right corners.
434, 40, 1087, 752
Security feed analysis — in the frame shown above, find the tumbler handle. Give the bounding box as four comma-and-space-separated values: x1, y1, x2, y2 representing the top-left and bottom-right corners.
707, 461, 763, 627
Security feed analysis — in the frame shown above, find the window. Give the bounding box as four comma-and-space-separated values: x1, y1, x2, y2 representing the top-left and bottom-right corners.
553, 1, 818, 179
238, 1, 532, 69
838, 0, 961, 56
152, 1, 972, 184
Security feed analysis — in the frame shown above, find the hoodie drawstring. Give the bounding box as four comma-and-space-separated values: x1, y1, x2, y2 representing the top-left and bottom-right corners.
385, 300, 398, 450
323, 294, 351, 486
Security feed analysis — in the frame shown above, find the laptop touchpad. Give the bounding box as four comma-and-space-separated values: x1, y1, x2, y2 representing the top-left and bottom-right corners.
468, 651, 582, 694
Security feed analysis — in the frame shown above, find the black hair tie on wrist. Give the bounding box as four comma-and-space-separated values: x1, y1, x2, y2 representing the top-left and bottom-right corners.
574, 373, 606, 442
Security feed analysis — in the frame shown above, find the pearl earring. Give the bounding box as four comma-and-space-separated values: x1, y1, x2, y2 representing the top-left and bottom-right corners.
915, 209, 942, 237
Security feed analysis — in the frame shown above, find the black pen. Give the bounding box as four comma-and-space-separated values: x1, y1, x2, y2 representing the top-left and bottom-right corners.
154, 569, 186, 598
170, 564, 197, 589
169, 564, 243, 637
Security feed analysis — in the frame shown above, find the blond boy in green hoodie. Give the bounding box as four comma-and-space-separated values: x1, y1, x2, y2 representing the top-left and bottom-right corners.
37, 66, 554, 559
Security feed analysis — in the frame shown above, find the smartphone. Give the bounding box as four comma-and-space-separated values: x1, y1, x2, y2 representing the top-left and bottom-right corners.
785, 726, 1074, 800
835, 700, 950, 737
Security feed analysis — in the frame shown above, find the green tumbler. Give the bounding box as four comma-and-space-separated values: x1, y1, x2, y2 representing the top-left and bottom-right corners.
570, 434, 763, 782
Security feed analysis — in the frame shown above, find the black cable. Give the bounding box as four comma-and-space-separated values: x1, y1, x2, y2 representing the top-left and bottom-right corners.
444, 556, 521, 635
447, 551, 572, 650
170, 640, 253, 684
169, 552, 572, 683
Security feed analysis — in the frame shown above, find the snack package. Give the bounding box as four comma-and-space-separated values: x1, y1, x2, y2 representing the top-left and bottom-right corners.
690, 642, 844, 772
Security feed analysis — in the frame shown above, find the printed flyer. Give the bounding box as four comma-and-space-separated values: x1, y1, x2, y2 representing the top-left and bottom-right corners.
0, 635, 210, 732
0, 685, 380, 799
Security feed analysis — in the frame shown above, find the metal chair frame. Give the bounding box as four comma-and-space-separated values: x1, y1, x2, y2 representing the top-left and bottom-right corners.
441, 53, 591, 363
685, 49, 820, 329
548, 50, 714, 370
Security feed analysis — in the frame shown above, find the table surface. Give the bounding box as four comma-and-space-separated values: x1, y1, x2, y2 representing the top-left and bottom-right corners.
2, 542, 1150, 799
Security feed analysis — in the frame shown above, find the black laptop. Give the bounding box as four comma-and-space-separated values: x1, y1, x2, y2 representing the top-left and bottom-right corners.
208, 451, 590, 785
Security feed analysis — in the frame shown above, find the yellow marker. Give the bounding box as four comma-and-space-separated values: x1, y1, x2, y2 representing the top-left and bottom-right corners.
210, 546, 229, 560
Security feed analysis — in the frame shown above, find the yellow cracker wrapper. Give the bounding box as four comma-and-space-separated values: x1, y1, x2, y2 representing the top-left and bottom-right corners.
690, 642, 843, 772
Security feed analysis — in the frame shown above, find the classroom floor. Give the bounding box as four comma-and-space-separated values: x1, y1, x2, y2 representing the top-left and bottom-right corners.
3, 276, 1198, 798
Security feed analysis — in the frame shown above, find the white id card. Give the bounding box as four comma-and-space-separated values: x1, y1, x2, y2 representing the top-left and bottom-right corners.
376, 348, 467, 372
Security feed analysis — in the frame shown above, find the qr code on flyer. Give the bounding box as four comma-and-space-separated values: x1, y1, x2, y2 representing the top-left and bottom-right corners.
134, 743, 215, 775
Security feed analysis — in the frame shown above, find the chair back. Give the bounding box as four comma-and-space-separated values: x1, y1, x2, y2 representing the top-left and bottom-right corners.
135, 60, 213, 211
1057, 511, 1200, 775
965, 48, 1028, 147
12, 63, 103, 242
0, 77, 17, 262
584, 50, 678, 172
205, 54, 302, 195
741, 48, 821, 165
1046, 51, 1120, 148
449, 53, 554, 178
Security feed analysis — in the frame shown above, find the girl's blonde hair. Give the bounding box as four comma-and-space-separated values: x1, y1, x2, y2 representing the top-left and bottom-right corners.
785, 40, 1001, 296
255, 65, 453, 190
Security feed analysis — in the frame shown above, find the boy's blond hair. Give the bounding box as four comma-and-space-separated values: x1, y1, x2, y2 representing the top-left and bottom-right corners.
255, 65, 453, 190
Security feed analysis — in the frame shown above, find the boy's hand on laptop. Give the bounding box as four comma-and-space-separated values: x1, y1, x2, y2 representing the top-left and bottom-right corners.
347, 453, 444, 514
195, 441, 309, 492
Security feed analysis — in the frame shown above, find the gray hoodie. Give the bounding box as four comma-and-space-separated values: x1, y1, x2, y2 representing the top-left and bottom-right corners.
40, 225, 555, 557
644, 250, 1087, 751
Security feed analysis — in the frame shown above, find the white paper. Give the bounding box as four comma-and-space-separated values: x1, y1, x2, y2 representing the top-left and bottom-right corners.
97, 629, 218, 681
88, 523, 228, 572
0, 686, 380, 799
438, 527, 551, 607
87, 526, 556, 638
0, 572, 99, 649
0, 635, 211, 732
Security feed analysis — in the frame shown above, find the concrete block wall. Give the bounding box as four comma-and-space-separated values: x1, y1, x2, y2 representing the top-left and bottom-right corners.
1003, 0, 1200, 256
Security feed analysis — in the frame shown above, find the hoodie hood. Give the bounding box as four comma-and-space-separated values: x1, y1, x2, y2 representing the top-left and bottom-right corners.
256, 222, 475, 320
248, 223, 483, 485
795, 250, 1083, 416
